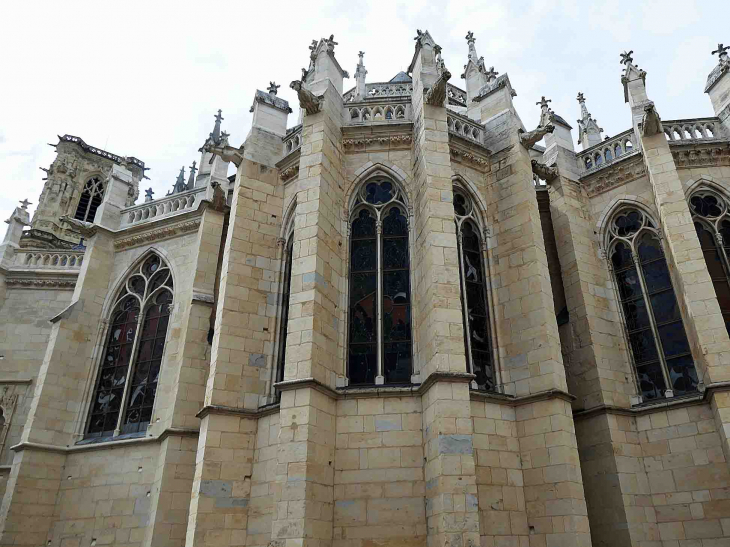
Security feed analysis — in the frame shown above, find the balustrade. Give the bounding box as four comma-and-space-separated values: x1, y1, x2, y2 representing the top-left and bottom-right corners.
283, 125, 303, 155
662, 118, 721, 142
344, 82, 414, 102
16, 251, 84, 270
578, 129, 638, 174
120, 186, 205, 227
446, 113, 484, 145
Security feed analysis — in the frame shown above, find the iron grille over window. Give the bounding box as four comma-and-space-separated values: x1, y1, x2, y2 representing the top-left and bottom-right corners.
348, 178, 412, 384
86, 253, 173, 438
607, 208, 697, 400
453, 186, 495, 391
74, 176, 105, 222
689, 190, 730, 336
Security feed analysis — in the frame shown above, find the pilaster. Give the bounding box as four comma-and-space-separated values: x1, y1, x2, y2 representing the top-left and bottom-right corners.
0, 227, 117, 546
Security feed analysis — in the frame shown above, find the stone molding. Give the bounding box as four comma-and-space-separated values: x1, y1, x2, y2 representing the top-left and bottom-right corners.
580, 156, 646, 197
449, 143, 489, 169
113, 219, 201, 250
672, 145, 730, 168
4, 277, 77, 289
342, 134, 412, 148
279, 164, 299, 182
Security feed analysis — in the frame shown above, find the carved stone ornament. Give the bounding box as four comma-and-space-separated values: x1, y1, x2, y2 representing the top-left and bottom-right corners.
290, 80, 324, 115
59, 215, 96, 236
531, 160, 558, 183
5, 278, 77, 289
581, 157, 646, 197
425, 67, 451, 106
519, 123, 555, 149
280, 165, 300, 182
671, 146, 730, 169
210, 181, 227, 212
342, 135, 412, 148
114, 219, 201, 250
204, 142, 245, 167
449, 146, 489, 169
641, 103, 663, 137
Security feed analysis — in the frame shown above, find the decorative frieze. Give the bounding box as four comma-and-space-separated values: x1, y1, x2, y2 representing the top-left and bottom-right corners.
449, 145, 489, 169
114, 219, 201, 250
280, 164, 300, 182
671, 145, 730, 168
342, 135, 412, 148
581, 156, 646, 197
5, 278, 77, 289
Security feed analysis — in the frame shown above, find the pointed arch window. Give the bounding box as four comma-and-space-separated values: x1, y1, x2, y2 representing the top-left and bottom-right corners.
607, 209, 697, 400
74, 176, 105, 222
689, 190, 730, 335
276, 230, 295, 388
86, 253, 173, 438
453, 186, 495, 391
348, 178, 412, 385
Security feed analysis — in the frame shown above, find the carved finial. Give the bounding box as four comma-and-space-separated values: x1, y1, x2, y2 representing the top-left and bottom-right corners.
211, 109, 224, 142
268, 81, 281, 95
19, 199, 31, 210
414, 29, 423, 41
358, 51, 365, 61
577, 92, 585, 103
301, 67, 309, 80
620, 50, 634, 65
326, 35, 338, 52
712, 43, 729, 61
485, 66, 498, 82
309, 39, 318, 53
536, 96, 552, 108
465, 31, 475, 43
187, 161, 197, 190
144, 188, 154, 202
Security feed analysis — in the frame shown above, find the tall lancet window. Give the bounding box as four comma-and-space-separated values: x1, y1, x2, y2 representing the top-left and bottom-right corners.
276, 233, 294, 386
86, 253, 173, 438
453, 186, 495, 391
348, 178, 412, 385
607, 209, 697, 400
689, 190, 730, 335
74, 176, 105, 222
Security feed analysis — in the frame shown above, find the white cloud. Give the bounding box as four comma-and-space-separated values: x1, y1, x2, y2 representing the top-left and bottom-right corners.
0, 0, 725, 224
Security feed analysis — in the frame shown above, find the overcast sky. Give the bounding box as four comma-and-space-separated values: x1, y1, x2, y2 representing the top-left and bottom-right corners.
0, 0, 726, 225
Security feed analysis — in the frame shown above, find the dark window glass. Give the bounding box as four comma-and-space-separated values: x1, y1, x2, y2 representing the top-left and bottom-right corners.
458, 221, 494, 391
74, 177, 105, 222
277, 238, 294, 385
87, 295, 140, 438
349, 209, 378, 384
382, 207, 412, 383
122, 290, 171, 434
695, 222, 730, 337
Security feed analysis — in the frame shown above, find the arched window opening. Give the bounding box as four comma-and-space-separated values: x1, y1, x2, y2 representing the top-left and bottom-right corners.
86, 253, 173, 438
608, 209, 697, 401
276, 236, 294, 386
594, 153, 603, 166
624, 139, 633, 151
74, 176, 105, 222
453, 187, 495, 391
348, 178, 412, 385
706, 125, 715, 138
690, 191, 730, 335
614, 144, 623, 158
385, 108, 393, 120
585, 157, 593, 169
605, 148, 613, 162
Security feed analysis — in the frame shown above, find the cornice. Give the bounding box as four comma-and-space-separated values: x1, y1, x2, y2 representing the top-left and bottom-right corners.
580, 155, 646, 198
4, 277, 77, 290
449, 142, 490, 170
342, 134, 412, 149
114, 219, 201, 250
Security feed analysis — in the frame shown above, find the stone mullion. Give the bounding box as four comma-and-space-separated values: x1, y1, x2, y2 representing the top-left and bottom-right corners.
114, 312, 145, 436
376, 218, 384, 384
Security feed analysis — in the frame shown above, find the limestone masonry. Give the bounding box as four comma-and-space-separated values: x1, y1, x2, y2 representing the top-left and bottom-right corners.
2, 31, 730, 547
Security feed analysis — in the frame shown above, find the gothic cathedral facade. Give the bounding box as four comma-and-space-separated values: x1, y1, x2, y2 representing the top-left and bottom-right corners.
2, 31, 730, 547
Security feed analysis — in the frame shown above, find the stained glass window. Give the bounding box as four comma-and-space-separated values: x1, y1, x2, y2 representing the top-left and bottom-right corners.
453, 186, 495, 391
276, 237, 294, 385
74, 176, 105, 222
607, 208, 697, 401
86, 253, 173, 438
348, 179, 412, 384
689, 190, 730, 335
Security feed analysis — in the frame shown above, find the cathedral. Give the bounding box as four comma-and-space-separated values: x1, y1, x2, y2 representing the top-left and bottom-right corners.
2, 29, 730, 547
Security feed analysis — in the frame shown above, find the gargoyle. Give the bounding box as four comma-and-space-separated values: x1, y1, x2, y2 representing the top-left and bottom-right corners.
424, 68, 451, 106
531, 159, 558, 183
209, 181, 227, 212
290, 80, 323, 115
519, 123, 555, 148
641, 103, 663, 137
59, 215, 96, 236
204, 142, 245, 167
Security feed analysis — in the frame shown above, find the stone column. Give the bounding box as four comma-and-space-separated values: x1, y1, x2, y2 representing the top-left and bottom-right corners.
0, 204, 30, 309
409, 32, 480, 547
0, 227, 116, 547
268, 78, 344, 547
623, 57, 730, 461
144, 206, 226, 547
479, 96, 591, 545
185, 159, 281, 546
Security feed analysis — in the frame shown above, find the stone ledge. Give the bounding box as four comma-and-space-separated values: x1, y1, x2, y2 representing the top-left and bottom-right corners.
0, 378, 33, 385
470, 387, 575, 406
195, 404, 274, 420
573, 382, 730, 421
10, 427, 198, 454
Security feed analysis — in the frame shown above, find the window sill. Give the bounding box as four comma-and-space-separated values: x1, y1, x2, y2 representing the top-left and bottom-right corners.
77, 431, 147, 446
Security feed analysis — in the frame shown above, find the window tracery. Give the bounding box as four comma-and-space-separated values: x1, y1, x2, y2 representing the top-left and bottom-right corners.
453, 186, 495, 391
689, 189, 730, 335
74, 176, 105, 222
607, 208, 697, 400
348, 178, 412, 384
86, 253, 173, 438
